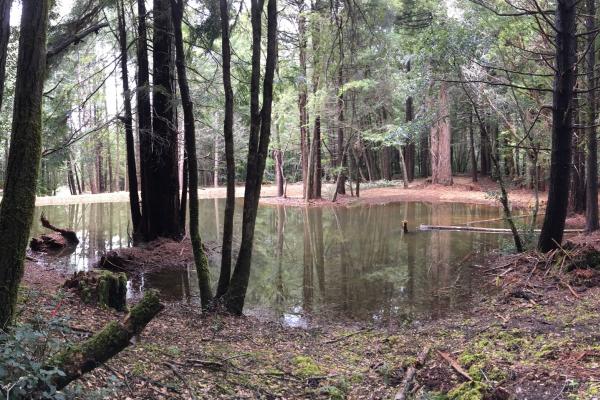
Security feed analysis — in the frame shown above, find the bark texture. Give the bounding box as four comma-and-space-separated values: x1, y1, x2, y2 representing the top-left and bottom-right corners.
117, 0, 142, 233
217, 0, 236, 298
0, 0, 11, 110
430, 83, 453, 185
224, 0, 277, 315
172, 0, 213, 308
0, 0, 48, 328
586, 0, 599, 232
539, 0, 577, 252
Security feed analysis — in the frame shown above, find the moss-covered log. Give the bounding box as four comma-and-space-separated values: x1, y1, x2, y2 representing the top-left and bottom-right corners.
46, 290, 163, 391
64, 270, 128, 311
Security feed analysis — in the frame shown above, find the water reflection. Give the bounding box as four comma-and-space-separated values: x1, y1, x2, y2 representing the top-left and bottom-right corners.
31, 200, 504, 322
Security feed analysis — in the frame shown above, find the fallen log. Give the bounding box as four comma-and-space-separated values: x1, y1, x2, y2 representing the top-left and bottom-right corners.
395, 345, 430, 400
30, 215, 79, 254
40, 214, 79, 244
437, 350, 473, 382
419, 224, 583, 234
45, 290, 163, 392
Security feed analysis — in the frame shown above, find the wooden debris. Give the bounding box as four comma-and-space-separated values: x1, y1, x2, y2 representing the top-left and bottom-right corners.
394, 345, 430, 400
437, 350, 473, 381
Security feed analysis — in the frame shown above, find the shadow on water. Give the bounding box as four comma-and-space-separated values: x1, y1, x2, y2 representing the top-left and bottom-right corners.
31, 200, 506, 325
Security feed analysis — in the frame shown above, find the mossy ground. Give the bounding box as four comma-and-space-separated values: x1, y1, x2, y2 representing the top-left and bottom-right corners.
18, 248, 600, 399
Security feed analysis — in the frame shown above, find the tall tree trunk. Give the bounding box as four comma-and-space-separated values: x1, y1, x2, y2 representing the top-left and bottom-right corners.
480, 120, 490, 176
172, 0, 213, 308
273, 123, 285, 197
224, 0, 277, 315
430, 83, 453, 185
117, 0, 142, 233
586, 0, 599, 231
405, 60, 415, 182
136, 0, 152, 239
307, 0, 323, 200
0, 0, 49, 328
539, 0, 577, 252
298, 3, 310, 199
144, 0, 181, 240
216, 0, 236, 298
468, 108, 478, 182
0, 0, 11, 111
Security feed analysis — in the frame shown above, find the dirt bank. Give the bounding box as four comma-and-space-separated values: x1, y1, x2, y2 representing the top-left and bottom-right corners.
16, 232, 600, 399
262, 177, 542, 209
96, 238, 219, 275
33, 177, 541, 209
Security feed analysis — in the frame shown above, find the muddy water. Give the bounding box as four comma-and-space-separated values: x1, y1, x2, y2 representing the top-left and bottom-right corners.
31, 200, 509, 323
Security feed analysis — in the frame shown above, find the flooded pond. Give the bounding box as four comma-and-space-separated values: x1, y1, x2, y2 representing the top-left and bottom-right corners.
31, 200, 510, 324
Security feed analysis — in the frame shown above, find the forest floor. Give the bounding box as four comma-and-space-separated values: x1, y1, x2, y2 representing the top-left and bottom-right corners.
17, 230, 600, 400
34, 176, 539, 208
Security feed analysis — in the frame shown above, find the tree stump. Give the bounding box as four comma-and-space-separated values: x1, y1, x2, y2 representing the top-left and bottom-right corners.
64, 271, 128, 311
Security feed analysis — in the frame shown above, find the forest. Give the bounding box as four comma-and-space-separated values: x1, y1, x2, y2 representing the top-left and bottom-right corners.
2, 0, 600, 398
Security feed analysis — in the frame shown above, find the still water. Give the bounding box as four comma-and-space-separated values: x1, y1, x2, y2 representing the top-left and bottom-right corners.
31, 200, 507, 324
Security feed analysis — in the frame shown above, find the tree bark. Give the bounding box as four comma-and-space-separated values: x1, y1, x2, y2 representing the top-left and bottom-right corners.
0, 0, 11, 111
298, 2, 310, 200
586, 0, 599, 231
136, 0, 152, 239
539, 0, 577, 252
144, 0, 181, 240
307, 0, 323, 200
172, 0, 213, 308
117, 0, 142, 233
468, 108, 478, 182
216, 0, 236, 298
224, 0, 277, 315
430, 83, 453, 185
405, 60, 415, 182
0, 0, 49, 327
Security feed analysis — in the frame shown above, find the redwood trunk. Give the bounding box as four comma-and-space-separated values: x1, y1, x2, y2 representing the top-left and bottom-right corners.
0, 0, 49, 327
539, 0, 577, 251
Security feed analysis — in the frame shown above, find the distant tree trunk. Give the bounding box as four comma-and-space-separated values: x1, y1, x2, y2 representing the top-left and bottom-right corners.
273, 121, 285, 197
307, 0, 323, 200
67, 156, 76, 195
298, 2, 310, 199
398, 144, 409, 188
117, 0, 141, 233
586, 0, 599, 232
336, 68, 346, 194
0, 0, 48, 328
213, 134, 219, 187
539, 0, 577, 252
335, 5, 346, 195
216, 0, 236, 298
0, 0, 11, 111
430, 83, 453, 185
136, 0, 152, 239
480, 121, 490, 176
468, 108, 478, 182
143, 0, 181, 240
224, 0, 277, 315
405, 60, 415, 182
172, 0, 212, 308
419, 129, 429, 177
